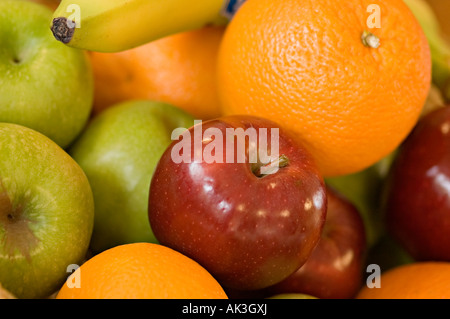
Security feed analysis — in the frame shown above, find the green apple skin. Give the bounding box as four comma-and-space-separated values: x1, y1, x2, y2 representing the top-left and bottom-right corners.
0, 123, 94, 299
325, 152, 396, 248
69, 100, 195, 253
0, 0, 94, 149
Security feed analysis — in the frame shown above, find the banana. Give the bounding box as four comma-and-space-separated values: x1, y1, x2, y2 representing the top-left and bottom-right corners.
404, 0, 450, 102
50, 0, 243, 53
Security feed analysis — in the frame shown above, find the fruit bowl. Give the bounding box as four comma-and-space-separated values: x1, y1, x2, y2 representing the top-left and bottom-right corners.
2, 0, 450, 302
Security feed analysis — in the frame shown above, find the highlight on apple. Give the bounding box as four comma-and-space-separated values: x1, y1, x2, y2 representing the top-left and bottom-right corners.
170, 120, 282, 175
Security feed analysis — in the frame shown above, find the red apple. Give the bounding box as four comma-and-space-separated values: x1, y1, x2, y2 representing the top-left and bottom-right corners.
263, 185, 367, 299
148, 115, 327, 291
383, 106, 450, 261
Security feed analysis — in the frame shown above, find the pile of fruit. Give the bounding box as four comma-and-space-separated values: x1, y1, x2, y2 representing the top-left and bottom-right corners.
1, 0, 450, 300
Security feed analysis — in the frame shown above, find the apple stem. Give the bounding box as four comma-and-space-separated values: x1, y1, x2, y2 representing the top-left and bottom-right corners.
253, 154, 290, 177
361, 30, 380, 49
51, 18, 76, 44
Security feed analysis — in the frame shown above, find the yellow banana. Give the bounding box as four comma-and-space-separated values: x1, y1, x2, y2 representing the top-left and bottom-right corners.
50, 0, 245, 53
404, 0, 450, 102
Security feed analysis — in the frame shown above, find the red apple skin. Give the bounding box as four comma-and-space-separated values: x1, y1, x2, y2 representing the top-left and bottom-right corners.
383, 106, 450, 261
148, 115, 327, 291
263, 186, 367, 299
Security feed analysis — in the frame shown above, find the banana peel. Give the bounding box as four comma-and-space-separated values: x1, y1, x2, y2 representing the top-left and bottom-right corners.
404, 0, 450, 103
51, 0, 228, 52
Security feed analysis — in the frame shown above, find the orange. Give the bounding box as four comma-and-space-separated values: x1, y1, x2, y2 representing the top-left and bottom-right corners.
356, 262, 450, 299
89, 25, 225, 120
217, 0, 431, 177
56, 243, 228, 299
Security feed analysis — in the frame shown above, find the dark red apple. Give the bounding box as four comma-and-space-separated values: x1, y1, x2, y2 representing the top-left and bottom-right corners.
263, 185, 367, 299
383, 106, 450, 261
148, 115, 327, 291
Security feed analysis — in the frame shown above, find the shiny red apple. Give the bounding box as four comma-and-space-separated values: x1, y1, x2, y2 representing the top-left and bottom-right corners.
263, 185, 367, 299
383, 106, 450, 261
148, 115, 327, 291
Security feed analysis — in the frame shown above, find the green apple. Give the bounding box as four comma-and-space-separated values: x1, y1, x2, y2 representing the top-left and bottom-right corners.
0, 0, 93, 149
0, 123, 94, 299
325, 152, 397, 248
69, 100, 195, 253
